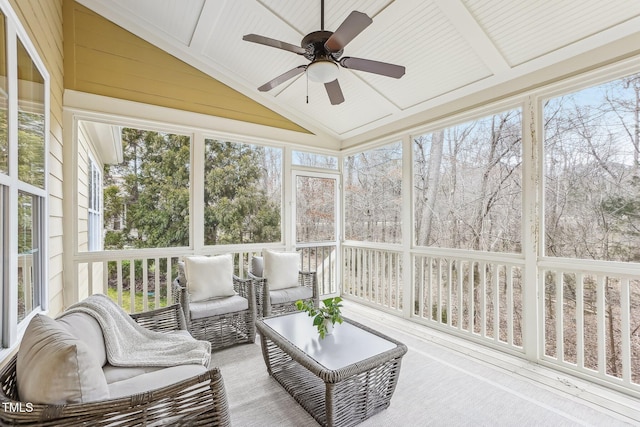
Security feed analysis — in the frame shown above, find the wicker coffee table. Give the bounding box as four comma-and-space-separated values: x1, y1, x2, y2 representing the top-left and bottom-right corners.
256, 311, 407, 427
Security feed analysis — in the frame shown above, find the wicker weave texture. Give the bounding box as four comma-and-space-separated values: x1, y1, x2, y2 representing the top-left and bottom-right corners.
130, 302, 188, 332
189, 309, 255, 347
256, 315, 407, 427
0, 304, 231, 426
174, 275, 257, 349
251, 270, 319, 318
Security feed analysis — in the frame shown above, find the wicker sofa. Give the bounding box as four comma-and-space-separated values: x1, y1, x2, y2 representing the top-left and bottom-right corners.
0, 304, 230, 426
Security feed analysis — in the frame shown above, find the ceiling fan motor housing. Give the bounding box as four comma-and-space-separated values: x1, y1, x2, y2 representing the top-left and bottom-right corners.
301, 31, 343, 62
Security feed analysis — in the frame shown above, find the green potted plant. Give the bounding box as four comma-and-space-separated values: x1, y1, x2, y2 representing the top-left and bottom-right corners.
296, 297, 344, 339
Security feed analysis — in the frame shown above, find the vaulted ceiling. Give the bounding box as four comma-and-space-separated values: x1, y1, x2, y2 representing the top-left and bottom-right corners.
76, 0, 640, 147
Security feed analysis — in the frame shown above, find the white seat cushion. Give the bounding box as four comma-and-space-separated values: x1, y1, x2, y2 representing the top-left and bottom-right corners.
269, 286, 313, 305
184, 254, 236, 302
103, 364, 164, 384
263, 249, 299, 290
108, 364, 207, 399
189, 295, 249, 319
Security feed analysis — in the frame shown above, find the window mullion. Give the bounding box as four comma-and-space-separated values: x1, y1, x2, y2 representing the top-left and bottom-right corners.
192, 131, 205, 252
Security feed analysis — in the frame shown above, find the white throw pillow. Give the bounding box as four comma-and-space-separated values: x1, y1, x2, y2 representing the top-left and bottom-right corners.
16, 314, 110, 404
57, 312, 108, 367
184, 254, 235, 302
263, 249, 300, 290
251, 256, 264, 277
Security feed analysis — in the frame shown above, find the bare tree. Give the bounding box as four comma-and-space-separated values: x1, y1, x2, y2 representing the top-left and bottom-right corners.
344, 143, 402, 243
543, 73, 640, 378
414, 130, 444, 246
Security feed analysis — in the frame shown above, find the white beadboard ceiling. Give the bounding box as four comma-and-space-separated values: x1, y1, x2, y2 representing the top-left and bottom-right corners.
76, 0, 640, 146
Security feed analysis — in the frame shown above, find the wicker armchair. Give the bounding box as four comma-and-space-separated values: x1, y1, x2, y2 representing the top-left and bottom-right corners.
250, 253, 319, 318
174, 261, 256, 349
0, 304, 231, 427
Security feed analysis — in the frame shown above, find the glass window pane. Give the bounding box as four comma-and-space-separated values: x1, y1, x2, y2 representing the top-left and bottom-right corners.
344, 142, 402, 243
18, 192, 39, 323
413, 109, 522, 252
88, 158, 102, 251
17, 39, 45, 188
103, 128, 190, 249
292, 150, 338, 169
204, 139, 281, 245
296, 175, 336, 243
88, 162, 94, 209
0, 14, 7, 175
544, 73, 640, 261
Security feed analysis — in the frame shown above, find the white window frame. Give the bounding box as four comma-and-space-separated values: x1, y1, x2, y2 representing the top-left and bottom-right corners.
0, 0, 49, 357
87, 154, 103, 251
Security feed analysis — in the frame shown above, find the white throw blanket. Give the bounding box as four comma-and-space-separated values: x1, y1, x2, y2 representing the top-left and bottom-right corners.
58, 294, 211, 368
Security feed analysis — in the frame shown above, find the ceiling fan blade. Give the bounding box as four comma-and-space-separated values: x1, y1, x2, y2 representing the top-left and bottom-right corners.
258, 65, 306, 92
340, 57, 405, 78
324, 79, 345, 105
324, 11, 372, 52
243, 34, 307, 55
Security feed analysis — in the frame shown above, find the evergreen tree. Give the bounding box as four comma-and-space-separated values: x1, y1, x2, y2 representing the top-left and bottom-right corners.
104, 128, 190, 249
103, 130, 281, 249
204, 140, 280, 245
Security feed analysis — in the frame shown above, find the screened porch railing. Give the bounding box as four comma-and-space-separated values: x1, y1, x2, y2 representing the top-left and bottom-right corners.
72, 243, 640, 396
72, 244, 337, 314
539, 258, 640, 395
341, 243, 640, 397
343, 245, 524, 353
412, 253, 524, 353
342, 244, 403, 313
297, 243, 338, 295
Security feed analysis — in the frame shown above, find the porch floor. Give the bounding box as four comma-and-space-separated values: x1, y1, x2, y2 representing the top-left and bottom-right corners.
213, 300, 640, 426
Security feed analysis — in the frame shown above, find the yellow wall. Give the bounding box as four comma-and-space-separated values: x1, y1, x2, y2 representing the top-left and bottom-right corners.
9, 0, 65, 316
63, 0, 308, 134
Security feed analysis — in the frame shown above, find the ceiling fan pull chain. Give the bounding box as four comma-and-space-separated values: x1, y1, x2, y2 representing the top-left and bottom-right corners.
306, 71, 309, 104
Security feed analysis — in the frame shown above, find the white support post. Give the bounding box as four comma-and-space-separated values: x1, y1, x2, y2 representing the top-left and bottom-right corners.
522, 95, 541, 362
283, 146, 293, 251
62, 110, 83, 310
401, 134, 413, 319
192, 132, 205, 253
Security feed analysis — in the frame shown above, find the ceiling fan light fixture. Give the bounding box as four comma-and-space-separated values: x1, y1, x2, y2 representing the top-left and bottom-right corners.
307, 59, 339, 83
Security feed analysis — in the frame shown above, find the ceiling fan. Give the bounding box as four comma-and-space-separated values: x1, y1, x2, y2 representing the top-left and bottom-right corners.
243, 0, 405, 105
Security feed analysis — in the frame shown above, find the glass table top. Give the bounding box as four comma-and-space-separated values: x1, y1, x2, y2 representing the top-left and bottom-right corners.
262, 311, 397, 371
